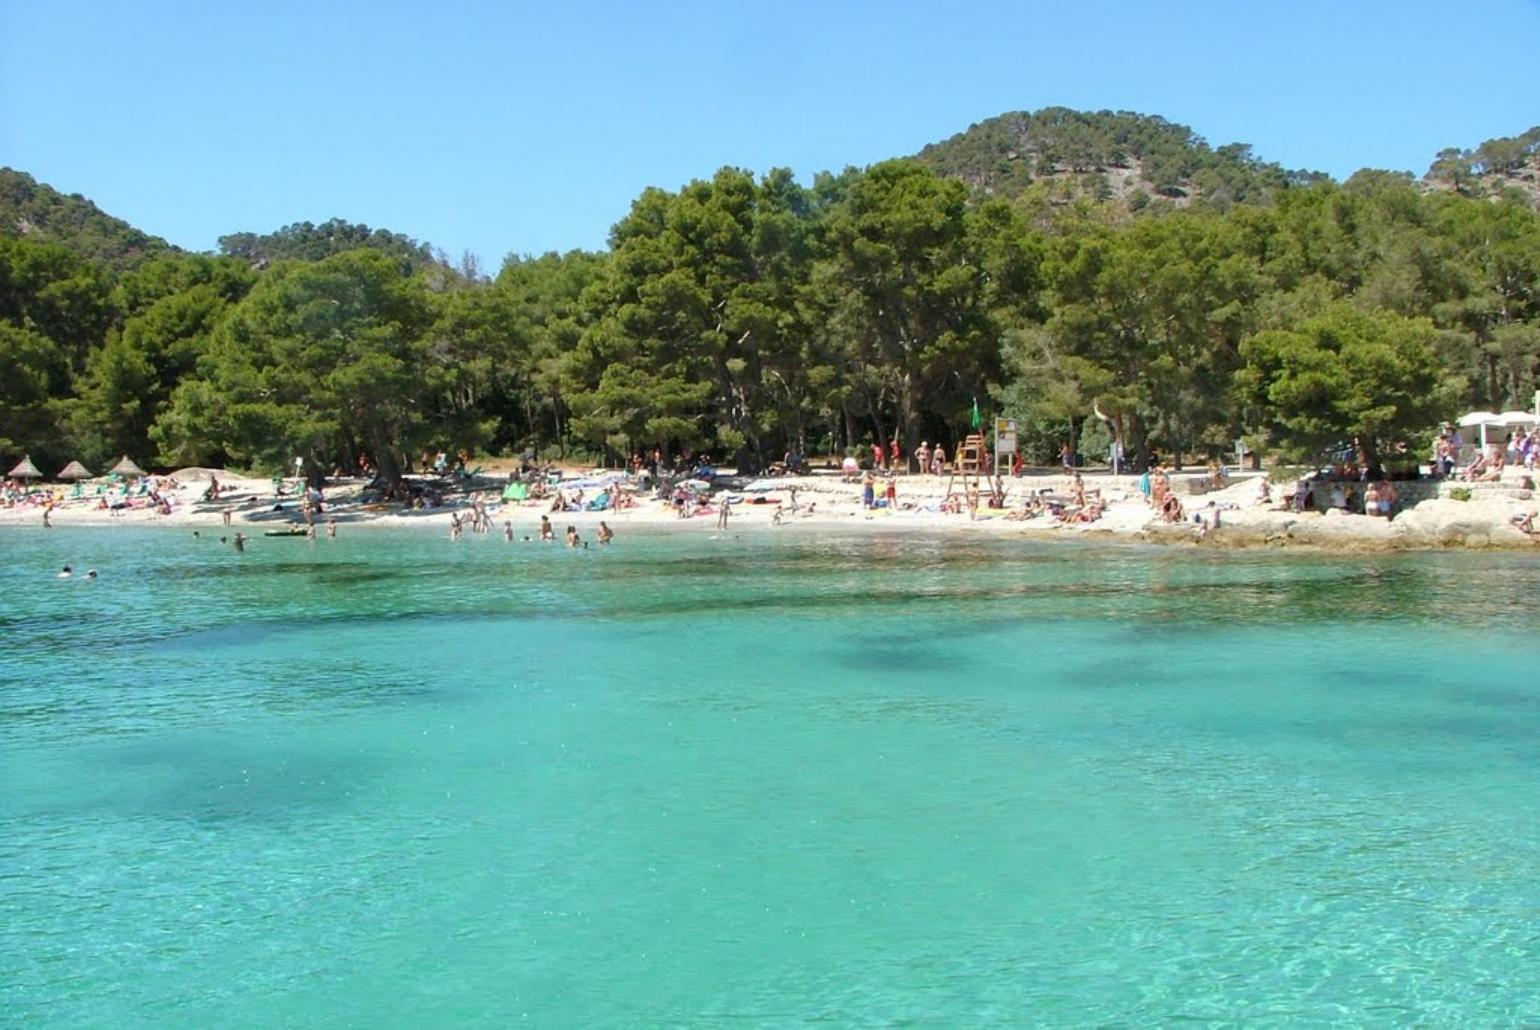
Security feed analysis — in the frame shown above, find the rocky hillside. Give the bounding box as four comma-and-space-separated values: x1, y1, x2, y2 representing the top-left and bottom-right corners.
1424, 126, 1540, 206
0, 167, 175, 266
912, 108, 1326, 210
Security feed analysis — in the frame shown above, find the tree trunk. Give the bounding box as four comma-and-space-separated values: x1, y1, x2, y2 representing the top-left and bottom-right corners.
371, 432, 403, 494
900, 374, 920, 472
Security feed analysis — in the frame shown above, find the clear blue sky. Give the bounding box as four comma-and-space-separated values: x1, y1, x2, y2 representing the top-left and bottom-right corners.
2, 0, 1536, 266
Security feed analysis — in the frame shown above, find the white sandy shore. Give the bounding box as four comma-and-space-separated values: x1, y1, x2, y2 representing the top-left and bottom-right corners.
5, 465, 1538, 551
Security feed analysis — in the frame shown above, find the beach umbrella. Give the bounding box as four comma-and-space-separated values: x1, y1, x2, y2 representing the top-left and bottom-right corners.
8, 455, 42, 479
1456, 411, 1503, 449
1498, 410, 1537, 427
109, 455, 147, 478
56, 460, 94, 480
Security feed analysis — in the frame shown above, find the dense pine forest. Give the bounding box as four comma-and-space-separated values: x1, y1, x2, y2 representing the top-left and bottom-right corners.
3, 110, 1539, 480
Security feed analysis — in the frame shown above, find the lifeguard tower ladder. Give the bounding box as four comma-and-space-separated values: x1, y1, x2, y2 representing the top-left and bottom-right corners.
945, 433, 990, 507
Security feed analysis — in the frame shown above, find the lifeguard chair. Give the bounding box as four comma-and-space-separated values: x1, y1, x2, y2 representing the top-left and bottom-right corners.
944, 433, 991, 510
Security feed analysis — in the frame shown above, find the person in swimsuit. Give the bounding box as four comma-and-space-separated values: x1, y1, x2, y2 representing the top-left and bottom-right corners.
597, 521, 613, 544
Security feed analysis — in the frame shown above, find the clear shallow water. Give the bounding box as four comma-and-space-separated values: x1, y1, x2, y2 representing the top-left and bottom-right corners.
2, 526, 1538, 1025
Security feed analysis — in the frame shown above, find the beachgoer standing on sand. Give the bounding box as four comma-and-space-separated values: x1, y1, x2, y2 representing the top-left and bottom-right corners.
597, 521, 613, 544
1060, 442, 1074, 470
861, 471, 876, 509
885, 474, 897, 510
717, 497, 730, 529
931, 445, 946, 476
889, 437, 901, 471
966, 481, 980, 520
916, 442, 931, 475
222, 508, 232, 527
872, 441, 884, 471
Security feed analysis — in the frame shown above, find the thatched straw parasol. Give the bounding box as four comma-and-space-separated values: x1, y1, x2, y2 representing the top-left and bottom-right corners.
8, 455, 42, 479
109, 455, 147, 478
57, 460, 94, 481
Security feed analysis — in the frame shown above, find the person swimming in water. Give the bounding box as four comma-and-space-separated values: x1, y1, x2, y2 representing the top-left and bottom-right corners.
57, 564, 72, 578
565, 525, 580, 547
232, 533, 246, 552
597, 521, 613, 544
85, 569, 97, 580
540, 515, 554, 542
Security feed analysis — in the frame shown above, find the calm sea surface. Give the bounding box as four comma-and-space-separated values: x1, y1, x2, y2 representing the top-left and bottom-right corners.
2, 526, 1538, 1025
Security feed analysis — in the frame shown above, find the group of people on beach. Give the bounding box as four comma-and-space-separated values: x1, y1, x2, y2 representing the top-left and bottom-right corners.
1435, 427, 1537, 479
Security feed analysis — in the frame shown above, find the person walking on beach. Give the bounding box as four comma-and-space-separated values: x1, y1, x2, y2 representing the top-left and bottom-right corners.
872, 441, 884, 471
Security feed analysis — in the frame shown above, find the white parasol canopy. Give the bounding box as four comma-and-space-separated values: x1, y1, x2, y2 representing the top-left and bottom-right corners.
1456, 411, 1505, 449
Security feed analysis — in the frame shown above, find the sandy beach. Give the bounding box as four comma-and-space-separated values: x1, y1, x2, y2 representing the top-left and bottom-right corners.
6, 463, 1538, 551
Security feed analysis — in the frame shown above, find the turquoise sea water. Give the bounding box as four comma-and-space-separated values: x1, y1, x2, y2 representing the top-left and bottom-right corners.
2, 525, 1538, 1025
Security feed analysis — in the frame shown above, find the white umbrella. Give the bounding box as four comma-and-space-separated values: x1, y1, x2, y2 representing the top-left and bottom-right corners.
1498, 410, 1537, 427
1456, 411, 1504, 448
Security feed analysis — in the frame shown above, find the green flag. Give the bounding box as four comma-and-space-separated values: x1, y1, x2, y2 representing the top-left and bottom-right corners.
970, 397, 981, 430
